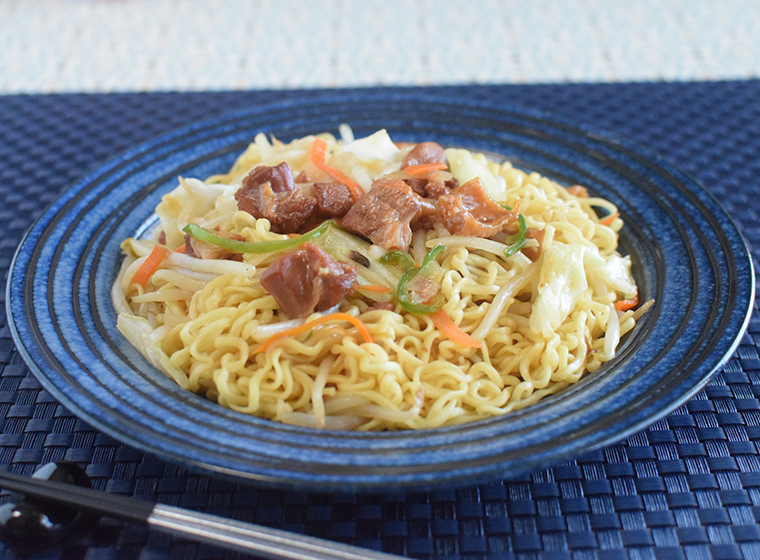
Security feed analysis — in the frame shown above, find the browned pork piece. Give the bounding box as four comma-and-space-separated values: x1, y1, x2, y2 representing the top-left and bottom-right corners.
411, 197, 438, 230
401, 142, 447, 168
312, 181, 355, 218
293, 170, 310, 183
402, 142, 456, 199
438, 178, 516, 237
405, 175, 458, 199
260, 243, 358, 318
243, 162, 297, 192
235, 163, 317, 233
340, 177, 421, 251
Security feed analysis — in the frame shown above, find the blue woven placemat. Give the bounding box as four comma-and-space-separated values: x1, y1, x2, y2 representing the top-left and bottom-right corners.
0, 82, 759, 560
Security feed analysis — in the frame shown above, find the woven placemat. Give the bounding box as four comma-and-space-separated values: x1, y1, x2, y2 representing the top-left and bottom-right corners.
0, 82, 759, 559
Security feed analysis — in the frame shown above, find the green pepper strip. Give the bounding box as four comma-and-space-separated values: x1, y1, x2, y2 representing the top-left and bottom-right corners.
380, 250, 416, 271
397, 245, 447, 315
182, 220, 337, 254
504, 214, 527, 258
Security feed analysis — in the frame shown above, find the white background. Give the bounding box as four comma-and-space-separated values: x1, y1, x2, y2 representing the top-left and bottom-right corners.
2, 0, 760, 93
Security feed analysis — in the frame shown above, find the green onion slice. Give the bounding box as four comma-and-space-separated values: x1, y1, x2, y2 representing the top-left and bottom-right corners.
182, 220, 337, 254
504, 214, 527, 258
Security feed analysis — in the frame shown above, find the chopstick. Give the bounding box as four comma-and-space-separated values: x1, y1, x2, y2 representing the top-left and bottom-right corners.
0, 469, 408, 560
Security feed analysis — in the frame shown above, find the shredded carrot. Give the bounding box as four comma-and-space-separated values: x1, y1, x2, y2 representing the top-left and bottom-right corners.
131, 245, 168, 286
173, 244, 186, 253
358, 284, 390, 293
253, 312, 374, 354
310, 138, 364, 200
599, 212, 620, 227
403, 162, 448, 176
615, 293, 639, 311
430, 310, 482, 348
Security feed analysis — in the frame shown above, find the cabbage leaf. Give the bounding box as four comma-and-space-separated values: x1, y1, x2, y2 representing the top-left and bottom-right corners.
444, 148, 506, 201
529, 244, 588, 337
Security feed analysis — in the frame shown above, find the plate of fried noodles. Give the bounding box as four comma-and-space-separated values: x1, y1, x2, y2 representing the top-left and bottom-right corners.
7, 94, 754, 489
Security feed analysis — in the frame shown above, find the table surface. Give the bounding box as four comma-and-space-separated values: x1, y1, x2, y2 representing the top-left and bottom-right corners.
0, 81, 759, 560
3, 0, 760, 93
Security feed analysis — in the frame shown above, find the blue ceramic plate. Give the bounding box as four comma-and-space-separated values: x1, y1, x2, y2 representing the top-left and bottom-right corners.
6, 94, 755, 490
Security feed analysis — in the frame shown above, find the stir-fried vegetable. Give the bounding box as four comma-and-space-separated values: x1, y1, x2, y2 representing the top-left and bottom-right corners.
430, 309, 482, 348
397, 245, 447, 315
182, 220, 336, 254
444, 148, 506, 201
504, 214, 527, 258
403, 162, 448, 175
309, 224, 403, 292
615, 293, 639, 311
358, 284, 391, 293
380, 250, 416, 271
131, 245, 168, 286
599, 212, 620, 227
253, 312, 373, 354
310, 137, 364, 200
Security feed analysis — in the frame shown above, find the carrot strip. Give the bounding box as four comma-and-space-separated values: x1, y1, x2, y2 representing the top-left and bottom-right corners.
599, 212, 620, 227
615, 293, 639, 311
403, 162, 448, 175
358, 284, 390, 293
173, 244, 186, 253
310, 138, 364, 200
131, 245, 168, 286
253, 312, 373, 354
430, 310, 482, 348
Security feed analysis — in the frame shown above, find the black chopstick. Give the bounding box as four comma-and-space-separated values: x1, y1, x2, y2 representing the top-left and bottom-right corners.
0, 469, 408, 560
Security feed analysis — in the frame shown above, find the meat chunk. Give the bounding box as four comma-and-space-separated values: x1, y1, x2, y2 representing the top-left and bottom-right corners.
411, 197, 438, 230
235, 163, 316, 233
405, 175, 458, 199
340, 177, 421, 251
242, 162, 296, 193
438, 178, 515, 238
402, 142, 447, 168
405, 274, 439, 305
260, 243, 358, 318
184, 231, 244, 260
237, 183, 317, 233
312, 182, 355, 218
294, 171, 310, 184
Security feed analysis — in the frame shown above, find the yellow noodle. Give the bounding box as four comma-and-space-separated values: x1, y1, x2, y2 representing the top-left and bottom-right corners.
115, 130, 647, 430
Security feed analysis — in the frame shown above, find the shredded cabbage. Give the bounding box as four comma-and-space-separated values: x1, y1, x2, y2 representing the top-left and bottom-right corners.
585, 252, 637, 299
156, 178, 235, 247
337, 129, 399, 163
444, 148, 506, 201
529, 244, 588, 338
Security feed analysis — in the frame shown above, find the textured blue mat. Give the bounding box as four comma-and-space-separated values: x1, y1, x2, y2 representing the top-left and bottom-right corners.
0, 82, 759, 559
